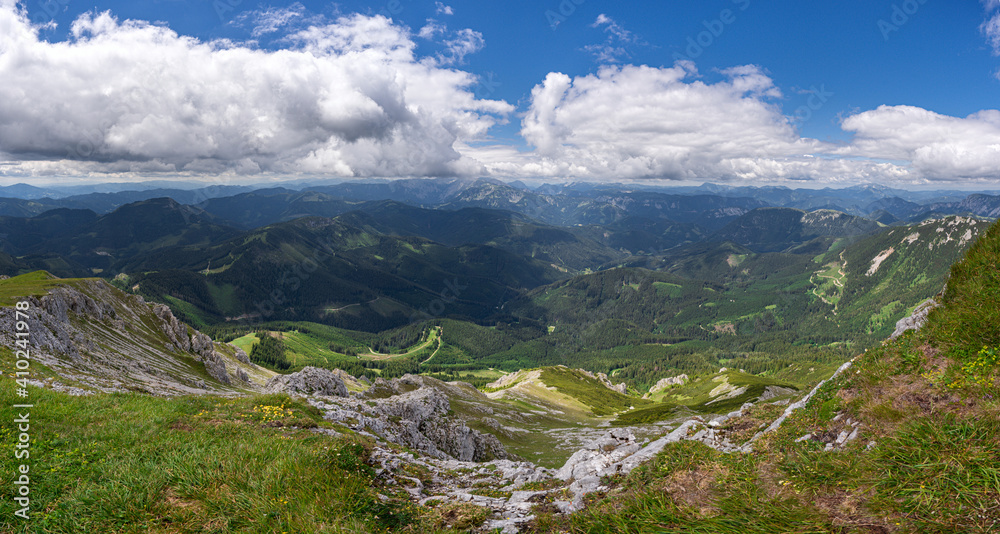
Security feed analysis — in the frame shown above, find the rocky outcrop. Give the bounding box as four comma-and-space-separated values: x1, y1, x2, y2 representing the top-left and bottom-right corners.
310, 375, 511, 462
557, 428, 641, 482
596, 372, 627, 394
40, 286, 116, 324
153, 303, 191, 352
646, 374, 689, 397
0, 277, 262, 395
889, 298, 940, 340
265, 366, 349, 397
202, 351, 231, 385
190, 331, 214, 359
575, 368, 627, 394
360, 447, 558, 534
233, 346, 251, 364
0, 296, 81, 361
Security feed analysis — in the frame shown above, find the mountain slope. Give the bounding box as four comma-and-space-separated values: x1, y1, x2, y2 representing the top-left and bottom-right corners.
197, 188, 359, 229
0, 271, 269, 395
123, 216, 564, 331
540, 218, 1000, 534
0, 199, 241, 275
711, 207, 881, 253
336, 202, 627, 272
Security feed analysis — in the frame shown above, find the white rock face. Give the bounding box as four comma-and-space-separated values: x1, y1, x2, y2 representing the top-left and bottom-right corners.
556, 428, 641, 482
889, 298, 940, 340
265, 366, 349, 397
648, 374, 689, 396
310, 375, 509, 462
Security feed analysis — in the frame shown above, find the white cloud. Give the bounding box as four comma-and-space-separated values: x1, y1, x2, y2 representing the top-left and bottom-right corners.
840, 106, 1000, 181
515, 63, 818, 180
585, 14, 639, 63
591, 14, 632, 42
0, 6, 511, 180
438, 28, 485, 65
1, 2, 998, 187
418, 20, 445, 39
501, 63, 1000, 185
416, 19, 485, 66
435, 2, 454, 16
983, 12, 1000, 55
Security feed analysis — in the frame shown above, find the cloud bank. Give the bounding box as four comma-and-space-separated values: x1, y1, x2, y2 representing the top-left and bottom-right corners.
476, 64, 999, 184
0, 2, 998, 186
0, 2, 510, 180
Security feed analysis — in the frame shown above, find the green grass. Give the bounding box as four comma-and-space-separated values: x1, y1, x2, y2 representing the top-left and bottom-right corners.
231, 333, 258, 356
870, 416, 1000, 532
538, 367, 650, 417
927, 219, 1000, 356
0, 380, 442, 533
631, 371, 798, 423
277, 331, 360, 369
0, 272, 87, 307
533, 441, 836, 533
611, 401, 681, 426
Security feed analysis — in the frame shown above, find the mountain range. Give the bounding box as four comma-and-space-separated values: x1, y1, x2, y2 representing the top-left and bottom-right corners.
0, 192, 996, 532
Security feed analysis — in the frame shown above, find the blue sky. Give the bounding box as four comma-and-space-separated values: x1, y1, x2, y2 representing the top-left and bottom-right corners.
2, 0, 999, 187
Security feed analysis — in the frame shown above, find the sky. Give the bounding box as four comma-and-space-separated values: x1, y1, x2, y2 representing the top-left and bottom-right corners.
0, 0, 999, 188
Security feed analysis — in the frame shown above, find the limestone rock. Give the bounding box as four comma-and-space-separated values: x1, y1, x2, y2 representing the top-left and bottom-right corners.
596, 372, 627, 394
233, 347, 251, 364
890, 298, 940, 340
265, 366, 349, 397
202, 351, 231, 385
647, 374, 689, 397
153, 303, 191, 352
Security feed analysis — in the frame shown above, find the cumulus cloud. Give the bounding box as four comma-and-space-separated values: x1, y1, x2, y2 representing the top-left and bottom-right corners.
840, 106, 1000, 181
0, 5, 511, 180
514, 63, 820, 180
1, 2, 998, 186
491, 63, 1000, 184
